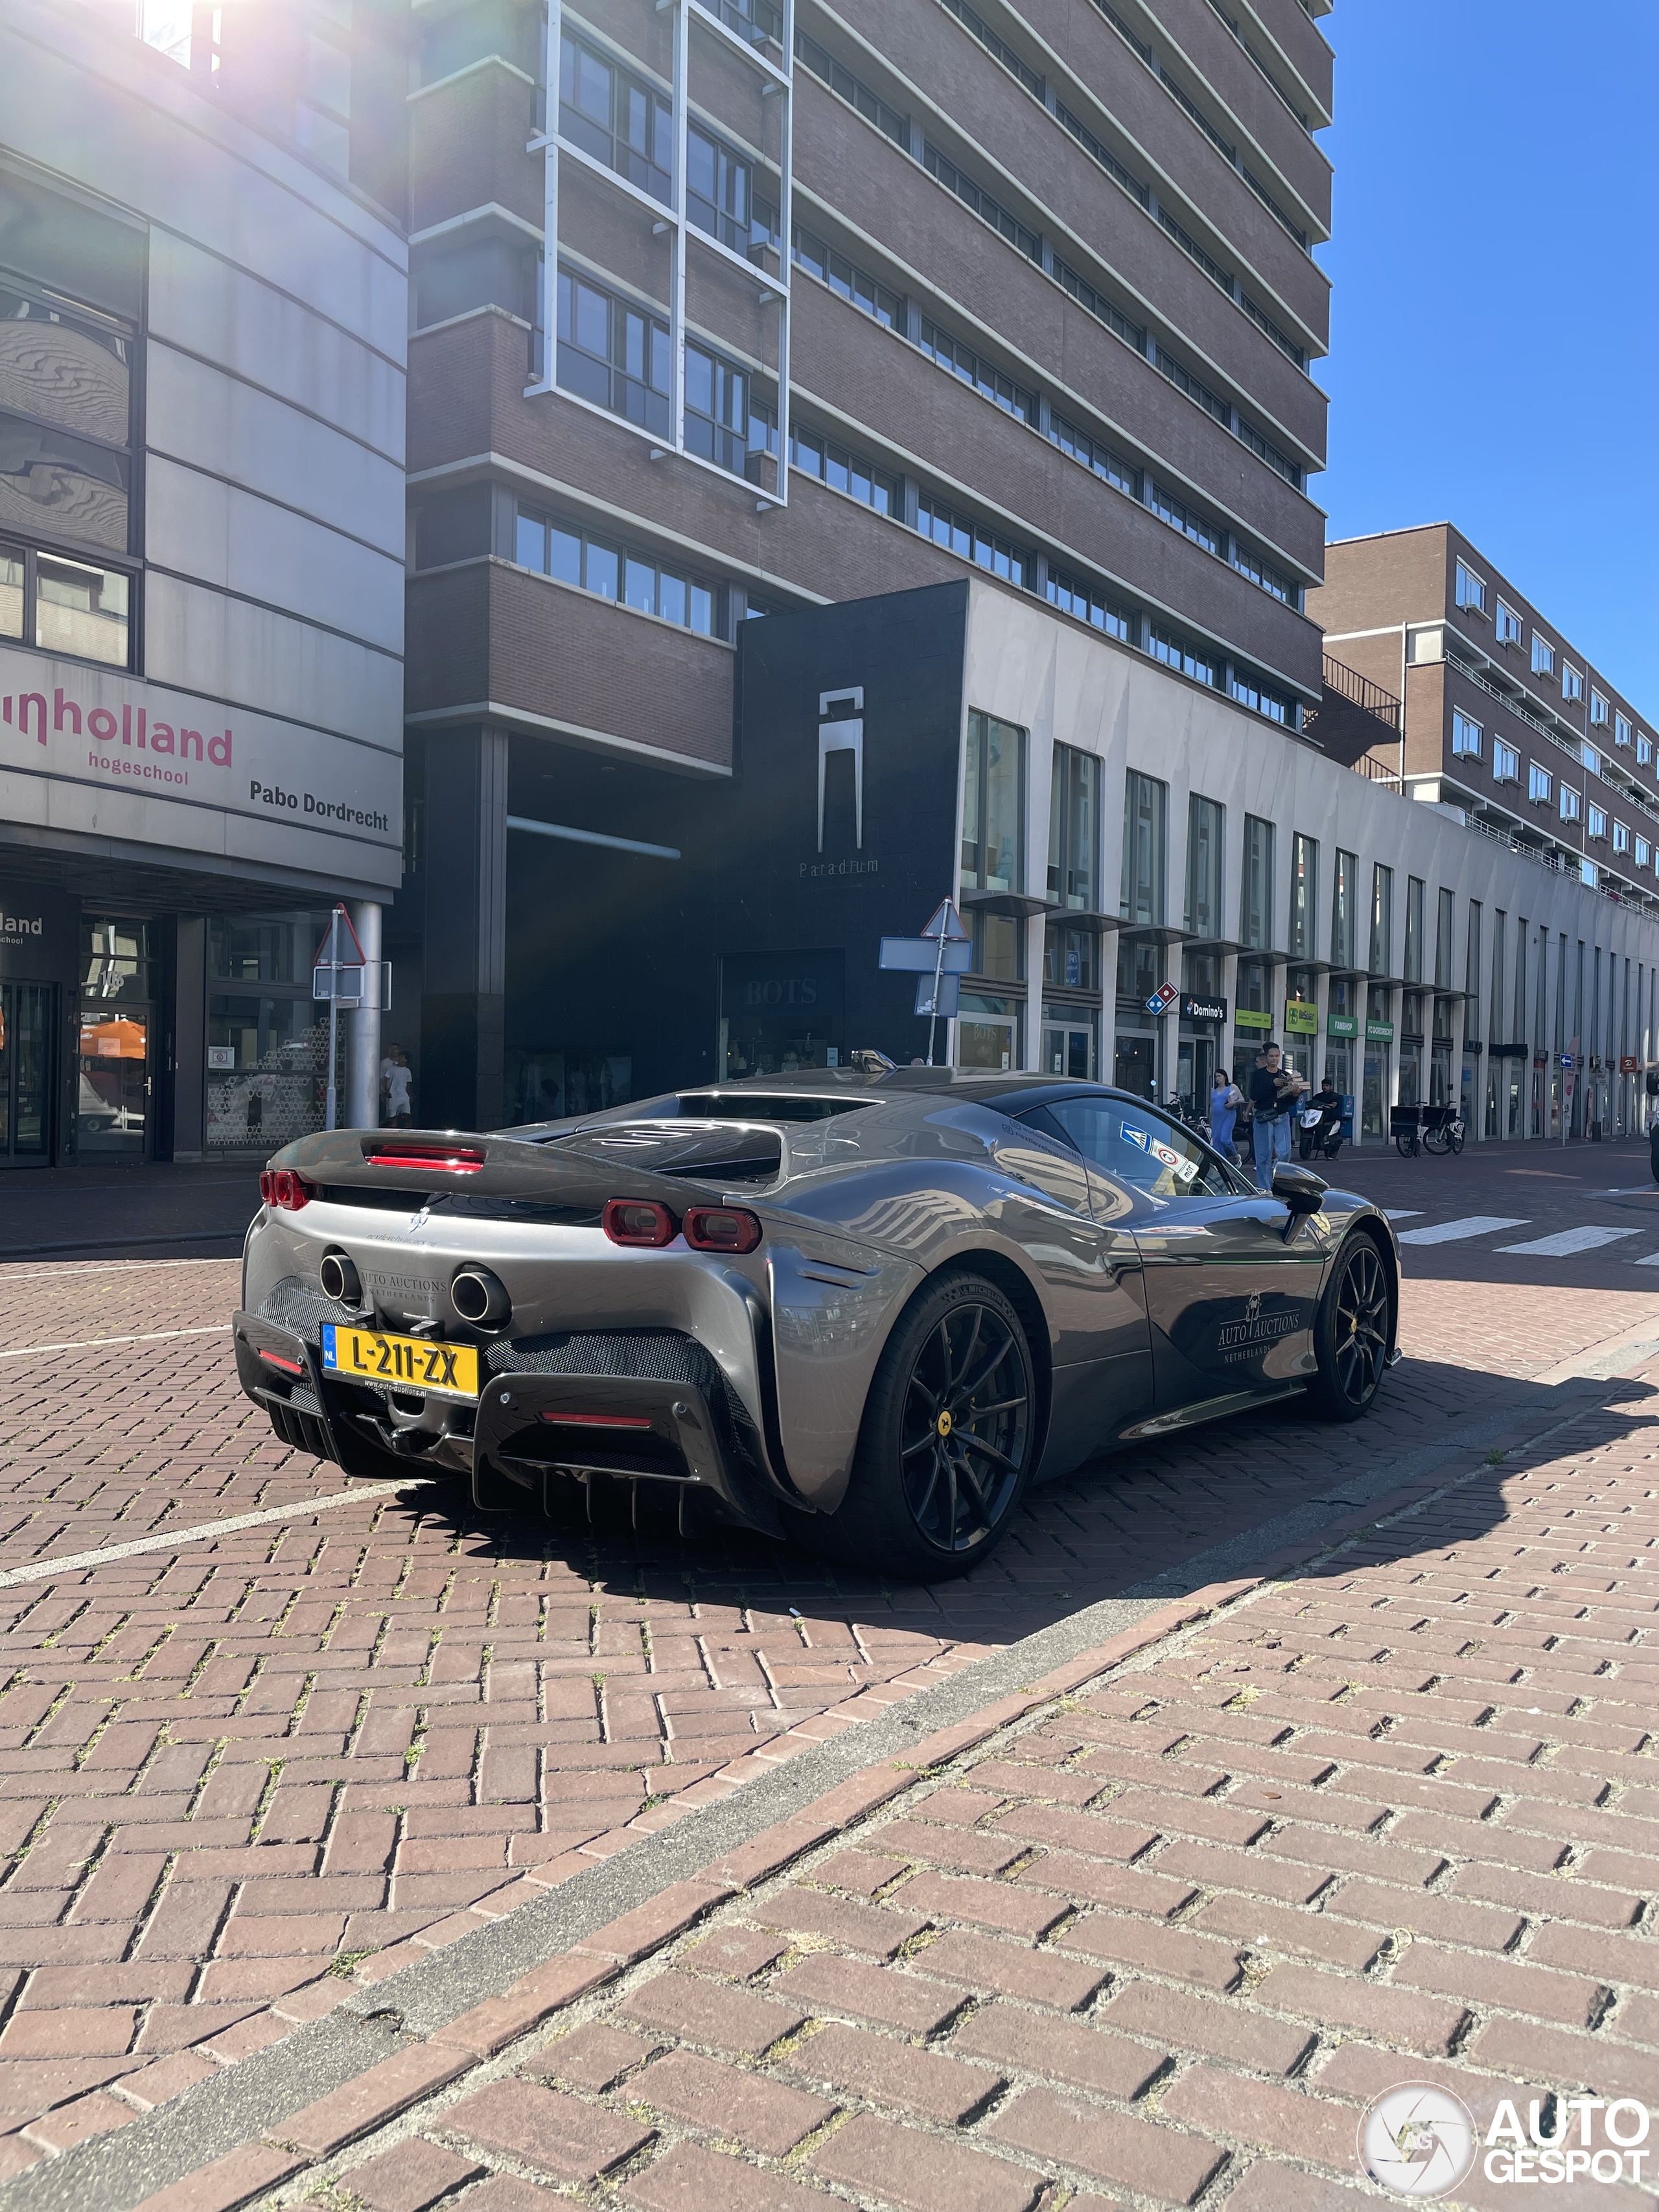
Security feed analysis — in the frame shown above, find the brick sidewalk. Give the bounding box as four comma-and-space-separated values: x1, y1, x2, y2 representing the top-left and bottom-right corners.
84, 1344, 1659, 2212
0, 1239, 1654, 2197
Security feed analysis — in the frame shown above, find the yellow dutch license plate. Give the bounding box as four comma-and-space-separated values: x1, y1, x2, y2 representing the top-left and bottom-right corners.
321, 1324, 480, 1400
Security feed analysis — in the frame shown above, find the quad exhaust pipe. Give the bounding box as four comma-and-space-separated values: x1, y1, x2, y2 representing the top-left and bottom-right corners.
450, 1266, 511, 1327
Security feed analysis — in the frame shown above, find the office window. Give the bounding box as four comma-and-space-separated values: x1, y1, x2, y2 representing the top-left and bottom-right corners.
557, 268, 669, 436
1491, 911, 1507, 1050
937, 0, 1044, 95
922, 143, 1041, 259
558, 32, 672, 204
1289, 833, 1319, 959
3, 545, 131, 668
1331, 848, 1356, 968
1236, 417, 1301, 488
1148, 481, 1224, 556
1369, 863, 1394, 976
1590, 688, 1610, 727
917, 320, 1036, 422
1495, 601, 1521, 646
686, 124, 775, 255
1231, 543, 1295, 605
1637, 835, 1652, 871
1239, 816, 1274, 952
514, 507, 719, 634
791, 227, 903, 327
1045, 562, 1131, 640
1155, 347, 1231, 428
1120, 771, 1167, 926
1581, 741, 1599, 773
1183, 795, 1224, 938
1560, 785, 1582, 823
1455, 561, 1486, 613
1531, 633, 1556, 678
1612, 819, 1630, 856
1493, 739, 1520, 784
1049, 746, 1100, 912
917, 494, 1026, 584
961, 710, 1027, 893
1, 272, 135, 570
1615, 711, 1634, 748
1527, 761, 1552, 805
1513, 922, 1528, 1045
1229, 673, 1292, 724
1640, 733, 1654, 766
1053, 259, 1146, 352
1148, 625, 1216, 686
793, 32, 908, 143
1562, 663, 1583, 703
1049, 413, 1138, 497
1587, 802, 1608, 841
684, 342, 772, 475
1434, 885, 1454, 989
1404, 875, 1424, 984
1452, 710, 1482, 758
1466, 901, 1482, 1040
789, 425, 898, 514
1055, 101, 1149, 207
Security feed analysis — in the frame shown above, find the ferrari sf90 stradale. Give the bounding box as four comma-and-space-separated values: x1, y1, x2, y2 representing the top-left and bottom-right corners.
235, 1069, 1398, 1578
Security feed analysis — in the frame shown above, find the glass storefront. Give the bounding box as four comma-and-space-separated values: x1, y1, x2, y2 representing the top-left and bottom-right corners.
719, 950, 844, 1078
959, 992, 1020, 1071
79, 918, 153, 1157
1041, 1003, 1096, 1080
205, 909, 340, 1152
0, 984, 52, 1163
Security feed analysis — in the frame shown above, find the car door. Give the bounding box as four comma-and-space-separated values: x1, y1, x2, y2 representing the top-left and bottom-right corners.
984, 1116, 1155, 1471
1028, 1093, 1325, 1414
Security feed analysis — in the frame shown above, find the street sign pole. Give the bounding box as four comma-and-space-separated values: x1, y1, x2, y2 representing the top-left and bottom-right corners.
325, 907, 340, 1133
925, 912, 948, 1068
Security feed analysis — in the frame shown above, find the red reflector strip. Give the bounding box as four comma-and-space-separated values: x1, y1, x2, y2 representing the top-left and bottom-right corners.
259, 1350, 305, 1376
364, 1150, 485, 1173
538, 1412, 655, 1429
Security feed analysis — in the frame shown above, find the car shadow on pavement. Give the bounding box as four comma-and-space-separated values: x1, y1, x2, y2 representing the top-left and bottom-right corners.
377, 1357, 1653, 1639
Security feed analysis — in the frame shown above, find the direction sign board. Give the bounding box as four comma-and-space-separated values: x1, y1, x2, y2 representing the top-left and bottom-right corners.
880, 937, 972, 974
915, 973, 961, 1018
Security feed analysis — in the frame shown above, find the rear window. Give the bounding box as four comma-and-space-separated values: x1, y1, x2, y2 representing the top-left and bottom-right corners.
675, 1094, 869, 1123
560, 1121, 784, 1187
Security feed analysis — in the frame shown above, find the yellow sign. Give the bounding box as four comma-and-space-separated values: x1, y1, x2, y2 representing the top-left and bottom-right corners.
321, 1326, 480, 1399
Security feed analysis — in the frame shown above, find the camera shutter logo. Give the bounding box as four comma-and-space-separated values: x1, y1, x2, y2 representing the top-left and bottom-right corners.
818, 688, 864, 851
1358, 2083, 1478, 2198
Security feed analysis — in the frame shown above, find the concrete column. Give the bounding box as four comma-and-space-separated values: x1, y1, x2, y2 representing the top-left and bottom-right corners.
347, 899, 383, 1130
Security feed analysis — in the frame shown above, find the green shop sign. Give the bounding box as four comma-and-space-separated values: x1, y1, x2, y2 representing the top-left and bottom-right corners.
1365, 1020, 1397, 1043
1234, 1008, 1273, 1031
1284, 1000, 1318, 1035
1327, 1013, 1360, 1038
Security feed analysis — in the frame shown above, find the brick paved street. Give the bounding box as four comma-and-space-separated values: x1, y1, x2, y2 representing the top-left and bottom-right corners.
0, 1137, 1654, 2204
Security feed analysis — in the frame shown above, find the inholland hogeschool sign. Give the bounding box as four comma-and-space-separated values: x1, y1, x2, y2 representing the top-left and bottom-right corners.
0, 649, 401, 891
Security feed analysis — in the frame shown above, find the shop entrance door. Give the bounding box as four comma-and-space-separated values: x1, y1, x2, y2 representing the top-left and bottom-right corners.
78, 1003, 150, 1158
1113, 1030, 1156, 1099
1176, 1034, 1216, 1119
0, 984, 53, 1165
1043, 1019, 1095, 1080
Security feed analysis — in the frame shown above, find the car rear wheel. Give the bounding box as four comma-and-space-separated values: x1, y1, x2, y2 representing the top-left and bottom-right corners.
1306, 1231, 1393, 1422
820, 1272, 1036, 1579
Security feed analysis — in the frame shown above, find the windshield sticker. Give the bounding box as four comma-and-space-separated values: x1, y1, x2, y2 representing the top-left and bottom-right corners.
1120, 1124, 1150, 1151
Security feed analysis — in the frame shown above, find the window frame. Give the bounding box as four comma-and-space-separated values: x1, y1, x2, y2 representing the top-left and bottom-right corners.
1492, 739, 1520, 785
1494, 600, 1522, 646
1451, 708, 1483, 759
1454, 560, 1487, 614
513, 504, 723, 637
1530, 633, 1557, 679
1527, 761, 1553, 806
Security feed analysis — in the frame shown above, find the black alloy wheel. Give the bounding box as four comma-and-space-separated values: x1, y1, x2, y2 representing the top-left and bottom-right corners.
1307, 1233, 1393, 1421
899, 1298, 1030, 1554
822, 1272, 1036, 1578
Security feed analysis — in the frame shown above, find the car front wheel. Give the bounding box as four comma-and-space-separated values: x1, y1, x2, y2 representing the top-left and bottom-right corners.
1306, 1231, 1393, 1421
821, 1272, 1036, 1579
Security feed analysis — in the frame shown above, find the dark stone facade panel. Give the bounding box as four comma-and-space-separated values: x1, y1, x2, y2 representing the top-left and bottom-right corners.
1142, 0, 1331, 224
1245, 0, 1335, 117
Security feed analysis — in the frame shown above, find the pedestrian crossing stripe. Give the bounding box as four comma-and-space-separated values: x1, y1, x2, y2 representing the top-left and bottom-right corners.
1395, 1215, 1529, 1246
1497, 1227, 1643, 1257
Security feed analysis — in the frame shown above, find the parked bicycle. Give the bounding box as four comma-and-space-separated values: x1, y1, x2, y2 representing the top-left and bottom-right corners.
1391, 1103, 1466, 1158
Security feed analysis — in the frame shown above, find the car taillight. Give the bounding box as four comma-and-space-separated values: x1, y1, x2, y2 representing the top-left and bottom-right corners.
683, 1206, 763, 1254
602, 1198, 678, 1247
363, 1142, 486, 1173
259, 1169, 316, 1212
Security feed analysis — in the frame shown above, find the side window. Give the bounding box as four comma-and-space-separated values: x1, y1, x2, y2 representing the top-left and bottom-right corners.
989, 1125, 1095, 1217
1036, 1098, 1238, 1200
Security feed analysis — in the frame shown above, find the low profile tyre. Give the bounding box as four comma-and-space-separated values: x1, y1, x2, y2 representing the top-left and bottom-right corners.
820, 1272, 1036, 1580
1306, 1231, 1394, 1423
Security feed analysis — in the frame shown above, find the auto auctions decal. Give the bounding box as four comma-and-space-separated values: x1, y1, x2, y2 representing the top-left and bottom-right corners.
1218, 1289, 1299, 1356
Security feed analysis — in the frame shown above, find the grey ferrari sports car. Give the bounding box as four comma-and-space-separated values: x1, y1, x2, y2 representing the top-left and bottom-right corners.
234, 1069, 1400, 1578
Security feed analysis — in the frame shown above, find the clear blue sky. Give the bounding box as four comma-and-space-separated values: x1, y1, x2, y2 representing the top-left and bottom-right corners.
1318, 1, 1659, 713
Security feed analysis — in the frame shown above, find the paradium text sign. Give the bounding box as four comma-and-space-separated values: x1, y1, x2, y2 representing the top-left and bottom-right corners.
0, 647, 400, 891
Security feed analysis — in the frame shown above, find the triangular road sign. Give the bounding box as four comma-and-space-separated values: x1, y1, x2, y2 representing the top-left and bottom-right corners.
920, 898, 969, 941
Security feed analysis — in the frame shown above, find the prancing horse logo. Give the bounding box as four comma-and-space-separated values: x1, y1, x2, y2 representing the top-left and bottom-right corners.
1244, 1291, 1262, 1323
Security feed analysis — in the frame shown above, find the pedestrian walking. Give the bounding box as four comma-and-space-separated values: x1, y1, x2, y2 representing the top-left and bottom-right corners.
383, 1045, 413, 1128
1247, 1040, 1305, 1190
1209, 1065, 1243, 1159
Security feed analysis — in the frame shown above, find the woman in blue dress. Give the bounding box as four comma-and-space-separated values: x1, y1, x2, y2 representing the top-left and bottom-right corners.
1209, 1065, 1242, 1159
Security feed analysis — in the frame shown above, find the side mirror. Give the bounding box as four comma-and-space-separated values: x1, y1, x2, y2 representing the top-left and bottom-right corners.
1272, 1163, 1327, 1239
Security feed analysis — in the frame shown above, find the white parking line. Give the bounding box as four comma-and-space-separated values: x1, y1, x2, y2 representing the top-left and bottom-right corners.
1497, 1228, 1644, 1258
1395, 1215, 1529, 1246
1634, 1252, 1659, 1267
0, 1489, 377, 1590
0, 1326, 226, 1362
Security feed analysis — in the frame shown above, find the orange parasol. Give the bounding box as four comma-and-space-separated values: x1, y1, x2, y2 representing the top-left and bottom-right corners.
80, 1017, 147, 1061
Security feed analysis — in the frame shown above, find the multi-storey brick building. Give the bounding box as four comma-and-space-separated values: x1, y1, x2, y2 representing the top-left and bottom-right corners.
400, 0, 1339, 1124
